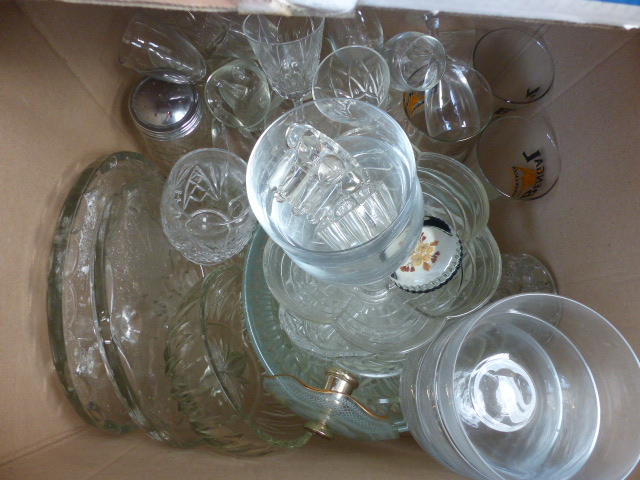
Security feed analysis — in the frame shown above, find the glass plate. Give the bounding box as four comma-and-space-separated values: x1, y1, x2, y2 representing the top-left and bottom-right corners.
47, 151, 156, 434
243, 228, 406, 432
165, 265, 311, 455
491, 253, 557, 301
93, 173, 205, 447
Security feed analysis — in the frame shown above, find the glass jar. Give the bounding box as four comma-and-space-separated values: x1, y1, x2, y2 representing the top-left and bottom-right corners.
129, 77, 211, 176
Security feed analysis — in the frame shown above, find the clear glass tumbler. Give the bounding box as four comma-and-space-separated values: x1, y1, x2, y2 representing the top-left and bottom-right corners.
380, 32, 446, 92
119, 12, 207, 84
160, 148, 256, 265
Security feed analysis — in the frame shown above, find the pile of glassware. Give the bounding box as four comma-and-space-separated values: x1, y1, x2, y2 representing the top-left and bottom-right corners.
47, 9, 640, 480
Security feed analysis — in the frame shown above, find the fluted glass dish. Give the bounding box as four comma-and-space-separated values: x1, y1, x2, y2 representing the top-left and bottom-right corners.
47, 152, 155, 434
409, 227, 502, 319
416, 152, 489, 241
333, 227, 501, 354
165, 265, 311, 454
94, 173, 205, 447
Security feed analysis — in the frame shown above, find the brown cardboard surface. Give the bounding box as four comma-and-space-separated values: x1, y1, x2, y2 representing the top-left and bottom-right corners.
0, 429, 464, 480
2, 1, 640, 478
0, 0, 139, 464
487, 29, 640, 352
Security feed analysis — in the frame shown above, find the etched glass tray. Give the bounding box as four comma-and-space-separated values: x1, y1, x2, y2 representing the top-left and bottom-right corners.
47, 152, 156, 434
93, 173, 205, 447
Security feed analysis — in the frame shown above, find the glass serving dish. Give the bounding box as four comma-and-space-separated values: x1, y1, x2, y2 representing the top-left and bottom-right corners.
165, 264, 311, 455
47, 151, 157, 434
93, 173, 205, 447
243, 228, 407, 434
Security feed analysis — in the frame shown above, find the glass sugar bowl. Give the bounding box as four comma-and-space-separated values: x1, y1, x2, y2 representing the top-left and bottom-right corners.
246, 98, 423, 285
129, 77, 211, 176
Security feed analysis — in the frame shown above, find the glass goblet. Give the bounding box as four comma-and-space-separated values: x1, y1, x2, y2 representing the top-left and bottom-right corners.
325, 8, 384, 52
380, 32, 447, 93
119, 13, 207, 84
243, 15, 324, 106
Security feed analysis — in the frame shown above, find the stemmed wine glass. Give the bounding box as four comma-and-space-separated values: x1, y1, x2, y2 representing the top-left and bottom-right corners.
243, 15, 324, 106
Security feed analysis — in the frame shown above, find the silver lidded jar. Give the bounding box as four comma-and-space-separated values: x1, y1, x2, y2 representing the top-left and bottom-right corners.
129, 77, 210, 176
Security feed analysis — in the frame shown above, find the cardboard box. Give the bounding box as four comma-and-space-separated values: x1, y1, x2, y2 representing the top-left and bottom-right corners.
1, 2, 639, 478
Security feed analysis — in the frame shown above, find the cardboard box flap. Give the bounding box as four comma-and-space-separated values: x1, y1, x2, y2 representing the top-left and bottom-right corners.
51, 0, 640, 27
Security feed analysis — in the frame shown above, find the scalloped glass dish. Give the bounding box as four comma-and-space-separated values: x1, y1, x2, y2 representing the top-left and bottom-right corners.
165, 265, 311, 455
47, 151, 157, 434
244, 228, 407, 432
93, 173, 205, 447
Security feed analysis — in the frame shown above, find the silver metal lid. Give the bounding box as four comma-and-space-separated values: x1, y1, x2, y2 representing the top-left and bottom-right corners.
129, 77, 202, 140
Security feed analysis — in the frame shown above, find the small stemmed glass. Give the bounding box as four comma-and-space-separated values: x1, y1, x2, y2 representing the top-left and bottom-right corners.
243, 15, 325, 107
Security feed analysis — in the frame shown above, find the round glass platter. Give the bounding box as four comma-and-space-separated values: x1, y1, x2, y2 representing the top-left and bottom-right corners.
243, 227, 406, 433
93, 172, 205, 447
47, 151, 156, 434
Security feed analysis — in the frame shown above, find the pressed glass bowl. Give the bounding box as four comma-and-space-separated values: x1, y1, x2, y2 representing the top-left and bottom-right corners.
94, 173, 205, 447
244, 227, 407, 432
416, 152, 489, 242
47, 151, 153, 434
165, 265, 311, 455
401, 293, 640, 480
333, 227, 501, 354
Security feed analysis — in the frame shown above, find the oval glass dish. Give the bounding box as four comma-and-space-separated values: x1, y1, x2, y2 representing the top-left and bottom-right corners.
165, 264, 312, 455
93, 173, 205, 447
47, 151, 156, 434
